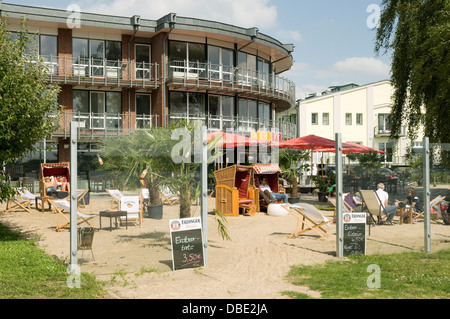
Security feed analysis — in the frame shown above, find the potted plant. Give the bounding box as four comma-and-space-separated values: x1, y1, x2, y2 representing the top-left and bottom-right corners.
312, 174, 335, 202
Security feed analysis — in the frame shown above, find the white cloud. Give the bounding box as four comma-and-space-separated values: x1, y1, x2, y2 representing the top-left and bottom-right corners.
79, 0, 278, 29
333, 57, 390, 78
276, 29, 302, 43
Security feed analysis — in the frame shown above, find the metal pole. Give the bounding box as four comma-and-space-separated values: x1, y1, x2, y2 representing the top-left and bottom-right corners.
335, 133, 344, 257
200, 126, 208, 267
69, 121, 78, 273
423, 137, 431, 253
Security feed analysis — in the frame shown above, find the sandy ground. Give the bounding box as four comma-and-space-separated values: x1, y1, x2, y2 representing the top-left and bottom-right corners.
1, 192, 449, 299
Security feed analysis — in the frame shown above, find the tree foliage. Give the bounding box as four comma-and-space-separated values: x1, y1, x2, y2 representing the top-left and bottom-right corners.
375, 0, 450, 166
0, 19, 61, 202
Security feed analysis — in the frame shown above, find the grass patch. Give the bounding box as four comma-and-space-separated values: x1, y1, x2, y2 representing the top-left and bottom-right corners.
0, 223, 105, 299
286, 249, 450, 299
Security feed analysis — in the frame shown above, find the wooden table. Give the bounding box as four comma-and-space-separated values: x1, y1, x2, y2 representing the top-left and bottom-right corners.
398, 206, 413, 224
99, 210, 128, 230
35, 196, 53, 213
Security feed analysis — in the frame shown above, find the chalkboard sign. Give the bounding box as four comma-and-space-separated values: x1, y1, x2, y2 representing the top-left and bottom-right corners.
343, 213, 366, 256
170, 217, 204, 271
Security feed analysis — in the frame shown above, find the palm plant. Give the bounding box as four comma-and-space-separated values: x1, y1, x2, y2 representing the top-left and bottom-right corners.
100, 122, 222, 218
279, 149, 310, 198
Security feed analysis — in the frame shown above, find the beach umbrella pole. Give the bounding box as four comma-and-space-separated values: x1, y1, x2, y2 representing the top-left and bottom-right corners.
335, 133, 344, 258
69, 122, 78, 276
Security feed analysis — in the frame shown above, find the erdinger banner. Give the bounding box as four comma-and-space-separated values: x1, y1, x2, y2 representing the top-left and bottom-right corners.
169, 217, 204, 270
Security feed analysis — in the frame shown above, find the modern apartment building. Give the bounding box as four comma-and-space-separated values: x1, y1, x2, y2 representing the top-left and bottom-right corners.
1, 2, 296, 188
297, 79, 424, 167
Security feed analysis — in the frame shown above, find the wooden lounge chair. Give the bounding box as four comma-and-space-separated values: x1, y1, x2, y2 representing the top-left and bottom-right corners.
119, 196, 142, 227
281, 203, 331, 240
50, 199, 95, 232
326, 195, 354, 223
359, 190, 390, 226
77, 189, 89, 208
160, 186, 180, 206
4, 187, 39, 213
106, 189, 124, 210
413, 195, 445, 220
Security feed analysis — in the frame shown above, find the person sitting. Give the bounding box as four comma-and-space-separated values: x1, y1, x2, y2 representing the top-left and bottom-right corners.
344, 192, 363, 212
375, 183, 399, 225
258, 176, 288, 204
402, 187, 426, 223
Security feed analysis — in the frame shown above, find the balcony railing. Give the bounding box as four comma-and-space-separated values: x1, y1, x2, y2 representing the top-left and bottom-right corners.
52, 110, 297, 140
168, 114, 297, 140
168, 60, 296, 105
34, 55, 159, 88
53, 111, 160, 138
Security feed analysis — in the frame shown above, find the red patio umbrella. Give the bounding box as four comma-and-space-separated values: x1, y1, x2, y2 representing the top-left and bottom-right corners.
314, 142, 386, 154
207, 131, 268, 148
270, 134, 338, 150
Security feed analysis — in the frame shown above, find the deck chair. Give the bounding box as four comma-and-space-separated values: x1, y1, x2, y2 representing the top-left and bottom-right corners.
412, 195, 445, 220
160, 186, 180, 206
326, 195, 354, 223
359, 190, 390, 227
50, 199, 95, 232
119, 196, 142, 227
77, 189, 89, 208
106, 189, 124, 210
4, 187, 39, 213
281, 203, 331, 240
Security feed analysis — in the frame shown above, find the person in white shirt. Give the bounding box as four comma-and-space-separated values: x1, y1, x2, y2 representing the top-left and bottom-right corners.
258, 176, 288, 204
375, 183, 399, 224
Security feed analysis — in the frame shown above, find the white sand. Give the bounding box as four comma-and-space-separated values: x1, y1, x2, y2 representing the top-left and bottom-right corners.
1, 193, 449, 299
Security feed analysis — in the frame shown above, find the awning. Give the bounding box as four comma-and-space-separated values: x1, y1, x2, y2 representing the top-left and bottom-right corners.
253, 163, 282, 174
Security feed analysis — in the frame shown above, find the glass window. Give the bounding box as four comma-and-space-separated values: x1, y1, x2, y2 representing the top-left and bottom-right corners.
312, 113, 318, 125
40, 35, 57, 57
237, 51, 247, 70
322, 113, 329, 125
90, 40, 104, 60
106, 92, 121, 114
105, 41, 121, 61
345, 113, 352, 125
208, 95, 220, 116
238, 99, 248, 118
73, 38, 88, 64
169, 91, 187, 114
169, 41, 187, 61
73, 91, 89, 113
90, 92, 105, 114
189, 92, 206, 116
378, 114, 391, 133
222, 96, 234, 117
136, 94, 151, 115
248, 100, 257, 119
356, 113, 363, 125
135, 44, 151, 63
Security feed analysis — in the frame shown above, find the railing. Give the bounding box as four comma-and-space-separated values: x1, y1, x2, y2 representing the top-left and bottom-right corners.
168, 60, 296, 105
53, 110, 160, 138
33, 55, 159, 88
168, 114, 297, 140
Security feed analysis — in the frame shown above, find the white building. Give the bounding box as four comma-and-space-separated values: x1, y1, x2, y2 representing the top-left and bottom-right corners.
297, 79, 424, 167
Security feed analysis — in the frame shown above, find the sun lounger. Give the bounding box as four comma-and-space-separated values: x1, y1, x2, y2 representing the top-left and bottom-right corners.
50, 198, 95, 232
281, 203, 331, 240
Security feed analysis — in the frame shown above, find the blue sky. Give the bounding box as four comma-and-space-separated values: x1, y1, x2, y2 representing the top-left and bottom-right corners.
4, 0, 391, 100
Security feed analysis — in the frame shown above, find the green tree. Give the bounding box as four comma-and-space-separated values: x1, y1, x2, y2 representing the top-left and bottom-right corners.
375, 0, 450, 166
100, 122, 222, 218
0, 20, 61, 202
